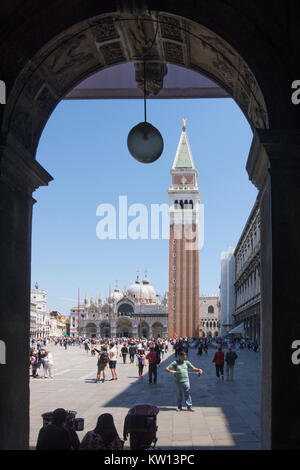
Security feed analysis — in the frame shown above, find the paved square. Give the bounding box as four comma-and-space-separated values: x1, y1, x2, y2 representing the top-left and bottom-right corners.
30, 344, 260, 450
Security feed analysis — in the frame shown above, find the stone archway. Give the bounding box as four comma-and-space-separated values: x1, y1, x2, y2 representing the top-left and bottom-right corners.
138, 321, 150, 338
1, 11, 270, 166
86, 322, 97, 337
100, 321, 110, 338
0, 1, 300, 451
152, 322, 164, 338
117, 301, 134, 317
116, 317, 133, 338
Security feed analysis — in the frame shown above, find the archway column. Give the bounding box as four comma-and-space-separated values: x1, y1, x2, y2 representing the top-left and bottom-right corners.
0, 136, 53, 449
247, 129, 300, 449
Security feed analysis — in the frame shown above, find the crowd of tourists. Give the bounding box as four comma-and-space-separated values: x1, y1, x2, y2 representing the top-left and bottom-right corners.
30, 333, 255, 382
32, 333, 260, 450
82, 337, 170, 384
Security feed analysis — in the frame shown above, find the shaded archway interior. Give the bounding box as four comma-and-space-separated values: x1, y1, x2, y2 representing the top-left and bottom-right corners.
1, 11, 269, 170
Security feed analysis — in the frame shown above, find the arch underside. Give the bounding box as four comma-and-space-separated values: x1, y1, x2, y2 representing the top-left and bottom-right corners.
2, 11, 269, 164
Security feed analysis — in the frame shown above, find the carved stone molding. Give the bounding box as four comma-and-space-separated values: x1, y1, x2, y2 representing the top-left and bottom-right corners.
0, 133, 53, 195
246, 130, 300, 191
135, 62, 168, 95
164, 42, 184, 65
89, 17, 119, 43
159, 15, 183, 42
1, 11, 270, 158
99, 42, 126, 65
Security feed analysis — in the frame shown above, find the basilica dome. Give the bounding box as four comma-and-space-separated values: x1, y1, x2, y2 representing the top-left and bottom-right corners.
127, 273, 158, 304
112, 284, 123, 303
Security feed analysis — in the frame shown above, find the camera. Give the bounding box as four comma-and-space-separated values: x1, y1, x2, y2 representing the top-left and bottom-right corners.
41, 410, 84, 431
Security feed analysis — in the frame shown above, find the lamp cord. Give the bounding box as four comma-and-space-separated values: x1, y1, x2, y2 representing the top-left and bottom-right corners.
143, 15, 159, 123
144, 60, 147, 122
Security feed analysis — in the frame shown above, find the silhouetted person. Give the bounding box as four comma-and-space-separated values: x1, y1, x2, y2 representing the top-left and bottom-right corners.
36, 408, 72, 450
80, 414, 123, 450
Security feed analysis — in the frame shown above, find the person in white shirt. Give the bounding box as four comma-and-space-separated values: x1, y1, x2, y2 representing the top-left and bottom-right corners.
44, 351, 54, 378
108, 343, 118, 381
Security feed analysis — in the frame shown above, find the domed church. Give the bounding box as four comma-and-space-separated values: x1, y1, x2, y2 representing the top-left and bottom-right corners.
70, 271, 168, 339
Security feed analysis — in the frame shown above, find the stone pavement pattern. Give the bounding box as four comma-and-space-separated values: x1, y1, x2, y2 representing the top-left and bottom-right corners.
30, 344, 260, 450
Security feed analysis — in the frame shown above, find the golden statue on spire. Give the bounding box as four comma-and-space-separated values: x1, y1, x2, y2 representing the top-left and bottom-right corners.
183, 119, 187, 130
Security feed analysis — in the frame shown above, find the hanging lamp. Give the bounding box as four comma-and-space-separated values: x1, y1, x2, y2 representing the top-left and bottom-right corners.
127, 60, 164, 164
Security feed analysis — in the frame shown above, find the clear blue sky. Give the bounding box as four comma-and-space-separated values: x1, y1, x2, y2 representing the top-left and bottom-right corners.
32, 97, 257, 315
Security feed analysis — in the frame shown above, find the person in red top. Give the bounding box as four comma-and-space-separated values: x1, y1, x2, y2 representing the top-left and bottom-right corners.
146, 344, 158, 384
212, 346, 225, 382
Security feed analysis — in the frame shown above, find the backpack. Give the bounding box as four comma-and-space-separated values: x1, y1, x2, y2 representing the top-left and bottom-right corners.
227, 351, 237, 366
98, 352, 109, 364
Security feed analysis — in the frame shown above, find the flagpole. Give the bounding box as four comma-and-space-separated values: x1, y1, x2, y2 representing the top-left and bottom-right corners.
140, 284, 142, 338
109, 285, 111, 338
78, 287, 80, 338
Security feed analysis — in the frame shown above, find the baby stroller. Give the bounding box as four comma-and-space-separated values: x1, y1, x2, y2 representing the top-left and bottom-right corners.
123, 403, 159, 450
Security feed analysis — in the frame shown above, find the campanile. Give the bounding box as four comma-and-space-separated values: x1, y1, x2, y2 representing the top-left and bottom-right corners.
168, 120, 200, 338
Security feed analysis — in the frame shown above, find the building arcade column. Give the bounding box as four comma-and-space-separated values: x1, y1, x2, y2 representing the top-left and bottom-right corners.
0, 136, 52, 449
247, 130, 300, 449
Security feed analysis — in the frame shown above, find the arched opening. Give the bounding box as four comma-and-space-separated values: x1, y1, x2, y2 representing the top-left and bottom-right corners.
116, 318, 132, 338
117, 302, 134, 317
86, 322, 97, 337
138, 321, 150, 338
0, 4, 299, 452
100, 321, 110, 338
152, 322, 164, 338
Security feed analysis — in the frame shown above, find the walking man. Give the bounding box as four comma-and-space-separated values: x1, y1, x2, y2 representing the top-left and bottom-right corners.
225, 346, 238, 381
165, 351, 203, 412
146, 344, 158, 384
212, 345, 224, 382
129, 342, 136, 364
120, 343, 128, 364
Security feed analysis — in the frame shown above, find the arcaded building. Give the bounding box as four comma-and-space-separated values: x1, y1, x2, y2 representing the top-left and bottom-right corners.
233, 198, 261, 342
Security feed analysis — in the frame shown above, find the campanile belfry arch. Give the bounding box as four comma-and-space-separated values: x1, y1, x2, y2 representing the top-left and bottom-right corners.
0, 0, 300, 450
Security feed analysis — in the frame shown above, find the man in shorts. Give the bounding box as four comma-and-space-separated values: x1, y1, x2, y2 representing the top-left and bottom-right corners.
108, 342, 118, 381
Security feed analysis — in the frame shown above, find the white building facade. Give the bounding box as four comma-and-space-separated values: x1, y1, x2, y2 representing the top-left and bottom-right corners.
233, 198, 261, 342
30, 282, 50, 338
30, 283, 65, 338
220, 247, 236, 336
200, 295, 220, 337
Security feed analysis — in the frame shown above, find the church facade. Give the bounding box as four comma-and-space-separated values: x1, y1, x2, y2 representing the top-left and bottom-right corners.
69, 274, 168, 339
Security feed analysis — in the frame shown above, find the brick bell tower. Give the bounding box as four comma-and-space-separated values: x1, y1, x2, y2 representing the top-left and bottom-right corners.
168, 120, 201, 339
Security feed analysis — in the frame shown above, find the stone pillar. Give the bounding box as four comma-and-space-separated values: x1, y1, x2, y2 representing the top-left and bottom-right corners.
110, 320, 117, 339
247, 130, 300, 449
0, 136, 52, 449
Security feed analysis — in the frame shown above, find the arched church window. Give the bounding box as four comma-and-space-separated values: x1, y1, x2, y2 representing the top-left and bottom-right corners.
208, 305, 214, 314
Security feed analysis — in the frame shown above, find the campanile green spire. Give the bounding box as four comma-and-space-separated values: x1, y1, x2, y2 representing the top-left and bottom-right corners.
172, 119, 195, 170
